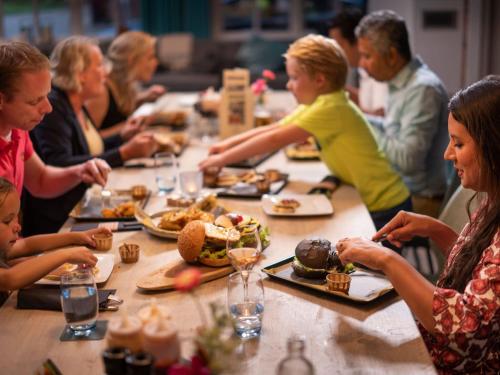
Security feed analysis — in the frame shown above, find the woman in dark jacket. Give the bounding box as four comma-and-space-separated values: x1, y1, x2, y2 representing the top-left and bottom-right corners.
24, 36, 157, 235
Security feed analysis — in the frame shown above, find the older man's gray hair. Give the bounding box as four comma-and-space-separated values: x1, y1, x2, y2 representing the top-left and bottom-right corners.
355, 10, 412, 61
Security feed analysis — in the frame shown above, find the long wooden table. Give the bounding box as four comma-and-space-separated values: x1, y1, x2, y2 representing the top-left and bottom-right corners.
0, 94, 436, 374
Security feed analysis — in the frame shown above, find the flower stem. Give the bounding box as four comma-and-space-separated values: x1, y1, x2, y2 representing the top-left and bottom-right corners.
191, 290, 208, 327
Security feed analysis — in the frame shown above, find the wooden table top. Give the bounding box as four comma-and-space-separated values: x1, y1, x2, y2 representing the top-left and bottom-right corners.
0, 93, 436, 375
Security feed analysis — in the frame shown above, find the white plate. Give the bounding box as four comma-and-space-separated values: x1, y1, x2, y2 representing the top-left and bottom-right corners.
261, 194, 333, 216
35, 253, 115, 285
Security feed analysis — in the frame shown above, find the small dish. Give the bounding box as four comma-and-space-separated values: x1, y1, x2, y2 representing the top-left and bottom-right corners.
326, 273, 351, 294
92, 232, 113, 251
119, 243, 140, 263
36, 254, 114, 285
261, 194, 333, 216
131, 185, 148, 200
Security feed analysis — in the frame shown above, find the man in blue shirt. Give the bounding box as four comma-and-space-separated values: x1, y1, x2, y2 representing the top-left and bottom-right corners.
355, 10, 449, 217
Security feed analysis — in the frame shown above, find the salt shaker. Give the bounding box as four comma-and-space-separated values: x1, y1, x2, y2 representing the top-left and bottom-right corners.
276, 336, 315, 375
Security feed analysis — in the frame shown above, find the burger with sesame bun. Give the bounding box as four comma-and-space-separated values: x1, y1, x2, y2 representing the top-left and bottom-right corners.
177, 220, 240, 267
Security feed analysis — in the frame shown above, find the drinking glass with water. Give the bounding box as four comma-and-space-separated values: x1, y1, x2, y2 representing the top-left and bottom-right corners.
60, 268, 98, 333
154, 152, 178, 196
227, 271, 264, 339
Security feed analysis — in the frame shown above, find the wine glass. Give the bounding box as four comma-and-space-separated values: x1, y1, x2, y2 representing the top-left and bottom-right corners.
226, 225, 262, 301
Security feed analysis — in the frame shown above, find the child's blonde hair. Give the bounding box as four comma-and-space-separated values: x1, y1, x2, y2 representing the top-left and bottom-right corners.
0, 178, 15, 208
284, 34, 347, 91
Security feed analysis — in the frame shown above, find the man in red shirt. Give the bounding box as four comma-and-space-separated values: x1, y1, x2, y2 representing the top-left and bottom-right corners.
0, 41, 109, 198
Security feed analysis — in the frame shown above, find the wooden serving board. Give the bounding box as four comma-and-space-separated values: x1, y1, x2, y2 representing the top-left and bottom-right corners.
136, 258, 233, 291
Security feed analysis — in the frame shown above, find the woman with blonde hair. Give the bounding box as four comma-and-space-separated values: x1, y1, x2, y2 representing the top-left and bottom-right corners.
86, 31, 166, 138
25, 36, 156, 235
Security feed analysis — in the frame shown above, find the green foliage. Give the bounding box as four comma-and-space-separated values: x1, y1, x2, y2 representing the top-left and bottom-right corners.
195, 303, 240, 374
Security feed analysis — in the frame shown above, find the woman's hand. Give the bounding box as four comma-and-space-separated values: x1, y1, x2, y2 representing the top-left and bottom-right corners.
141, 85, 167, 103
120, 116, 148, 141
120, 132, 158, 160
61, 247, 98, 267
78, 227, 112, 248
198, 154, 226, 171
337, 237, 393, 271
372, 210, 435, 248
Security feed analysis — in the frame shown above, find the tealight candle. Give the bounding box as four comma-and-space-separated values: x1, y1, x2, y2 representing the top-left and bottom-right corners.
179, 171, 203, 198
107, 309, 143, 353
143, 316, 180, 367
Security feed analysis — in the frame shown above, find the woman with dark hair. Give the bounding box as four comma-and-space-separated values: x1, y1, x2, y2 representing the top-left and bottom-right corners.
337, 76, 499, 373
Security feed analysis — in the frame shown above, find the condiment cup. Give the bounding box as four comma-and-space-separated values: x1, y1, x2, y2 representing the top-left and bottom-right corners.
326, 273, 351, 294
119, 243, 140, 263
255, 177, 271, 193
131, 185, 148, 200
93, 232, 113, 251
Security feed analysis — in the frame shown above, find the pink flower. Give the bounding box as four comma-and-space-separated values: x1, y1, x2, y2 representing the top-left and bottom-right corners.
251, 78, 267, 95
175, 268, 201, 292
262, 69, 276, 80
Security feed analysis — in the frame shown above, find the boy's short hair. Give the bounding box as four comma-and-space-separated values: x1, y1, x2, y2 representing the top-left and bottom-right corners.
51, 36, 99, 92
0, 41, 50, 100
0, 177, 16, 208
284, 34, 347, 91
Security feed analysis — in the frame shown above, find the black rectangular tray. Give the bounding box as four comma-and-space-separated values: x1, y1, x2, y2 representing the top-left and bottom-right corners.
70, 189, 150, 221
262, 256, 394, 303
215, 174, 288, 199
227, 151, 277, 168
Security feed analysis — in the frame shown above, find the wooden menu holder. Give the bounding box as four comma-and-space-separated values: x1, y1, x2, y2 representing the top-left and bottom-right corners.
218, 68, 255, 139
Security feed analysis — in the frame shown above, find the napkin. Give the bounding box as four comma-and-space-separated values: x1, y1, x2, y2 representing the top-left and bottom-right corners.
17, 287, 117, 311
308, 175, 341, 199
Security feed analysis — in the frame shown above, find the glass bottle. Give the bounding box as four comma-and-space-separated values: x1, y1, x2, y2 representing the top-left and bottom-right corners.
276, 337, 315, 375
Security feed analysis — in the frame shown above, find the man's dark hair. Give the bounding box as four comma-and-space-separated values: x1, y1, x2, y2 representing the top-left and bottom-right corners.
329, 8, 364, 45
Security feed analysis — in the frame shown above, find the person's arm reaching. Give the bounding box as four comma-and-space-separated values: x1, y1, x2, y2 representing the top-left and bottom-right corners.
208, 123, 283, 155
200, 124, 309, 170
338, 237, 436, 332
23, 153, 110, 198
8, 228, 111, 259
372, 210, 458, 255
0, 247, 97, 291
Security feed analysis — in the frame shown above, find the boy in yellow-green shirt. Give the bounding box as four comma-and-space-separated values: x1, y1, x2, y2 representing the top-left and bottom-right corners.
199, 34, 411, 230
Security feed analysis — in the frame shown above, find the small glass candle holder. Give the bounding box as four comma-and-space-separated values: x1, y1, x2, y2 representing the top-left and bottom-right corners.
179, 171, 203, 199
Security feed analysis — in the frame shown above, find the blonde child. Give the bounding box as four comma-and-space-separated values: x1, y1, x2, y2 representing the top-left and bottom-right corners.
199, 34, 410, 229
0, 177, 105, 294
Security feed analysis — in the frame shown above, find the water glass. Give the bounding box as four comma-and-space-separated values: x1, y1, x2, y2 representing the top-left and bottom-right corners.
154, 152, 178, 195
60, 268, 98, 332
227, 271, 264, 339
179, 170, 203, 199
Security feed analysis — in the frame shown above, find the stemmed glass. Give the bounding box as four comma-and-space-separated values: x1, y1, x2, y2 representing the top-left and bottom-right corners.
226, 225, 262, 301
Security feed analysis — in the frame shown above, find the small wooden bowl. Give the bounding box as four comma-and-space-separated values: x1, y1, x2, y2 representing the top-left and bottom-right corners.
92, 232, 113, 251
264, 169, 282, 183
326, 273, 351, 294
119, 243, 140, 263
255, 177, 271, 193
131, 185, 148, 200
